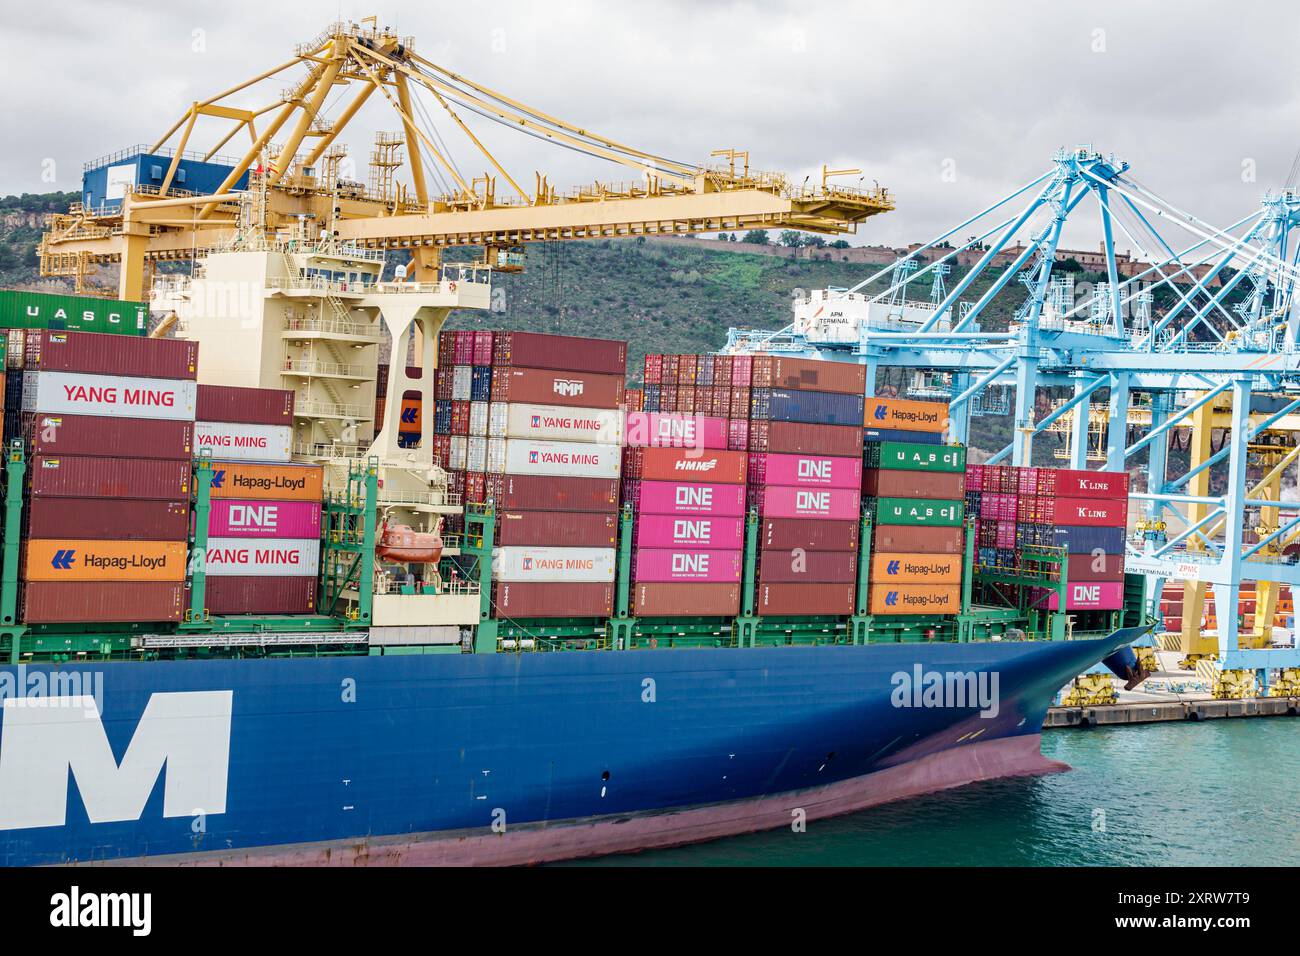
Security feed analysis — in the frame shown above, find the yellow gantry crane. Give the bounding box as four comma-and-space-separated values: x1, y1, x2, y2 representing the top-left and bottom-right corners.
39, 18, 894, 300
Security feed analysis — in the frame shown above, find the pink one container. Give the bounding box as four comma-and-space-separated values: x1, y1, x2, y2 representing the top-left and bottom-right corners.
636, 481, 747, 516
636, 514, 744, 549
1037, 581, 1124, 611
760, 453, 862, 489
634, 548, 743, 583
207, 499, 322, 538
624, 412, 728, 449
761, 485, 861, 520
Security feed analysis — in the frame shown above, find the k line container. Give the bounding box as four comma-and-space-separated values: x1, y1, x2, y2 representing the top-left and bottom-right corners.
486, 474, 618, 512
863, 441, 966, 473
24, 539, 187, 582
203, 538, 321, 577
868, 583, 961, 615
766, 356, 867, 395
492, 546, 616, 583
499, 439, 622, 478
757, 453, 861, 489
624, 412, 727, 449
491, 367, 624, 409
1052, 469, 1129, 499
763, 420, 864, 457
24, 414, 193, 460
872, 497, 964, 527
1051, 497, 1127, 528
494, 581, 614, 618
761, 486, 861, 521
195, 421, 292, 463
757, 582, 854, 616
502, 402, 624, 444
757, 549, 857, 584
495, 511, 618, 547
628, 447, 747, 484
1036, 581, 1125, 611
1066, 552, 1126, 582
26, 497, 188, 541
20, 581, 185, 623
24, 331, 197, 379
873, 524, 965, 555
863, 397, 949, 433
207, 499, 321, 538
634, 548, 742, 583
633, 582, 740, 617
30, 456, 190, 499
492, 331, 627, 375
761, 517, 859, 552
22, 371, 198, 421
196, 384, 294, 425
203, 576, 317, 615
635, 514, 744, 549
869, 552, 962, 584
210, 462, 323, 501
635, 480, 747, 517
861, 469, 966, 500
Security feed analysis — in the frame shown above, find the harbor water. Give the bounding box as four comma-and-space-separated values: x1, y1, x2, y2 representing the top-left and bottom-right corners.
575, 719, 1300, 866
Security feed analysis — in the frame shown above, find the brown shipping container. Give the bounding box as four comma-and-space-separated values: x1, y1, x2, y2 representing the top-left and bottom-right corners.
30, 456, 190, 499
25, 331, 198, 380
862, 468, 965, 500
757, 582, 855, 616
490, 474, 619, 512
491, 367, 624, 409
874, 524, 966, 555
204, 576, 317, 615
493, 331, 627, 376
758, 548, 857, 584
634, 447, 747, 484
633, 582, 740, 617
495, 510, 618, 547
1066, 553, 1126, 582
27, 497, 189, 540
766, 420, 864, 457
196, 384, 294, 425
762, 517, 860, 552
769, 357, 868, 395
24, 414, 194, 460
494, 581, 614, 618
21, 581, 186, 624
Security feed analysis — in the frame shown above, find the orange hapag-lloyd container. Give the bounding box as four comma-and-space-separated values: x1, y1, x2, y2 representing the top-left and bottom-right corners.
869, 552, 963, 585
23, 539, 188, 581
209, 462, 324, 501
868, 583, 961, 615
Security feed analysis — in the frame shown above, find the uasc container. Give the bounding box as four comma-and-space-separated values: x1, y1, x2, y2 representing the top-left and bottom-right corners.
872, 497, 964, 527
863, 440, 966, 473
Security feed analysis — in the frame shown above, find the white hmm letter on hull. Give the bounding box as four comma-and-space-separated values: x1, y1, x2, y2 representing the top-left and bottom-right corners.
0, 691, 232, 830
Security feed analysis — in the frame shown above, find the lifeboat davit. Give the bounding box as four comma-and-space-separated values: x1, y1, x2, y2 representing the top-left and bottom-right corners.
376, 521, 443, 564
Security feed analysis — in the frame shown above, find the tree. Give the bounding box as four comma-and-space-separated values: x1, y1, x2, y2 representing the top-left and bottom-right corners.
717, 232, 731, 242
829, 239, 850, 249
778, 230, 803, 248
804, 235, 827, 248
741, 229, 770, 245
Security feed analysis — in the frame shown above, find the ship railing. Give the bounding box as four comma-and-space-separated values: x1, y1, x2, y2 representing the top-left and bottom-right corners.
282, 358, 369, 378
372, 576, 479, 597
295, 399, 373, 420
283, 316, 382, 340
83, 143, 244, 172
294, 440, 366, 460
265, 275, 374, 296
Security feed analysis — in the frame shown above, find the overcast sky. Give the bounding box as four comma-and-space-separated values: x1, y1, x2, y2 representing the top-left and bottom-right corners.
2, 0, 1297, 251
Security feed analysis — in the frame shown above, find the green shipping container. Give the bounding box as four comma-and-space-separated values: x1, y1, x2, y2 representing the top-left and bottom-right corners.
863, 440, 967, 473
872, 496, 965, 527
0, 290, 147, 336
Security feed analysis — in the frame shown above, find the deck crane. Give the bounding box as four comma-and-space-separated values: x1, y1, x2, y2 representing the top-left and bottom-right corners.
724, 145, 1300, 699
38, 18, 894, 300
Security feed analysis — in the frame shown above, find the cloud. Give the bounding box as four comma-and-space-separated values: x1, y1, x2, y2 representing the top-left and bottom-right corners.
2, 0, 1296, 251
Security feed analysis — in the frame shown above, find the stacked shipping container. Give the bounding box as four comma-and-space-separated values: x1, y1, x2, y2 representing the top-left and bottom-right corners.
18, 331, 197, 622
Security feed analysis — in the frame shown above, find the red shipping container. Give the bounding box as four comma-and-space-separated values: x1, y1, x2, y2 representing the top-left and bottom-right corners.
24, 413, 194, 460
21, 581, 185, 623
633, 582, 740, 617
494, 581, 614, 618
29, 456, 190, 499
643, 354, 663, 385
204, 576, 317, 614
758, 549, 857, 584
492, 332, 627, 375
1054, 469, 1130, 499
1053, 497, 1127, 528
874, 525, 966, 554
768, 356, 868, 395
965, 464, 985, 492
862, 468, 965, 500
465, 472, 487, 504
27, 497, 189, 540
490, 367, 625, 409
678, 387, 696, 414
472, 330, 495, 366
25, 331, 198, 380
496, 510, 618, 547
1067, 553, 1126, 582
727, 419, 749, 451
630, 447, 747, 484
767, 420, 863, 457
677, 356, 697, 385
485, 474, 619, 512
762, 517, 860, 551
731, 355, 752, 387
196, 384, 293, 425
757, 582, 855, 616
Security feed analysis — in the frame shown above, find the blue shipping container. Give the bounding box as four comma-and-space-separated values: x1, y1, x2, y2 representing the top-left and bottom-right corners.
1052, 525, 1125, 554
470, 366, 493, 401
752, 388, 864, 426
864, 428, 944, 445
434, 402, 453, 435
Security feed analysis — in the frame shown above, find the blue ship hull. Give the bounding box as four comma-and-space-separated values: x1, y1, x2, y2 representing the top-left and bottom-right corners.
0, 629, 1145, 866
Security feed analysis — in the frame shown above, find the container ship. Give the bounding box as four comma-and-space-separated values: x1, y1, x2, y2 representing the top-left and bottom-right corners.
0, 234, 1148, 867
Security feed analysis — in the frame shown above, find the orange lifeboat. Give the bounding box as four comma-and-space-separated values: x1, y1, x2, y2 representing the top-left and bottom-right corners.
376, 520, 443, 564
